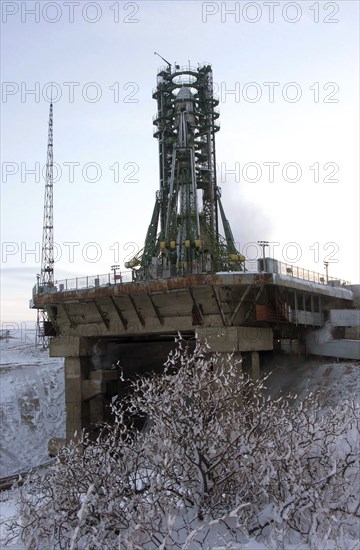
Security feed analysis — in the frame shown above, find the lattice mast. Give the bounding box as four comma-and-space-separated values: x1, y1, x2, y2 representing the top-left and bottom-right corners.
36, 102, 54, 348
126, 61, 244, 279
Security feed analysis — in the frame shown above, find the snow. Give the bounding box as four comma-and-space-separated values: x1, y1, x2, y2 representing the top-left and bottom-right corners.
0, 331, 65, 478
0, 332, 65, 549
261, 354, 359, 407
0, 492, 26, 550
0, 334, 359, 549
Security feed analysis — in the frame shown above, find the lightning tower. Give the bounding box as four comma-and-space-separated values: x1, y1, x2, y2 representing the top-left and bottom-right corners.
126, 61, 244, 279
35, 101, 54, 348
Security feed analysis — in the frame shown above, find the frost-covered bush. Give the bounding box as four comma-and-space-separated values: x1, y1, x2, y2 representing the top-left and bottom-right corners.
6, 337, 360, 549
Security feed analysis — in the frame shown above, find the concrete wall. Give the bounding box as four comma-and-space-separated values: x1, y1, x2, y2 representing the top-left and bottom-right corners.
344, 327, 360, 339
292, 311, 322, 326
307, 339, 360, 360
196, 326, 273, 352
329, 309, 360, 327
50, 336, 94, 358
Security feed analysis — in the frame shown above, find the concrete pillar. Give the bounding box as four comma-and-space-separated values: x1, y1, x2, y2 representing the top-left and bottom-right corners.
51, 336, 115, 443
65, 365, 118, 443
65, 356, 90, 442
207, 351, 243, 410
87, 369, 118, 427
215, 351, 260, 383
241, 351, 260, 382
250, 351, 260, 381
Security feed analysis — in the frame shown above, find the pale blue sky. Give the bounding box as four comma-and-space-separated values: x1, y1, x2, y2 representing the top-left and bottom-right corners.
1, 0, 359, 323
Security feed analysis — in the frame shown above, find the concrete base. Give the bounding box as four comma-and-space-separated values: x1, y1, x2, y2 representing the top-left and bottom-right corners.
196, 326, 273, 352
35, 271, 358, 444
241, 351, 260, 381
51, 326, 273, 443
51, 337, 117, 442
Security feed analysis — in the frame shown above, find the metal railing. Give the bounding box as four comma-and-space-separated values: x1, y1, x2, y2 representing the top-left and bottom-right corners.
33, 270, 132, 297
32, 258, 350, 297
249, 258, 350, 287
156, 64, 200, 76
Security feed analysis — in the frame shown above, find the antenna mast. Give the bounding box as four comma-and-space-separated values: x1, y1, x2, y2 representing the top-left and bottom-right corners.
36, 101, 54, 348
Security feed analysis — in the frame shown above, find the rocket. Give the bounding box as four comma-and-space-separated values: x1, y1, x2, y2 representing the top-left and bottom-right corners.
175, 87, 196, 147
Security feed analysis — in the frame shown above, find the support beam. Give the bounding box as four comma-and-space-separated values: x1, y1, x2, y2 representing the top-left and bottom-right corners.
148, 293, 164, 325
129, 295, 145, 327
189, 287, 203, 325
242, 287, 263, 324
62, 303, 75, 329
93, 300, 109, 329
230, 286, 251, 325
45, 304, 58, 333
311, 294, 314, 326
211, 285, 226, 326
109, 296, 128, 329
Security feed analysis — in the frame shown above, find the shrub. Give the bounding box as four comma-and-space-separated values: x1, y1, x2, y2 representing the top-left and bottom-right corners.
6, 337, 359, 549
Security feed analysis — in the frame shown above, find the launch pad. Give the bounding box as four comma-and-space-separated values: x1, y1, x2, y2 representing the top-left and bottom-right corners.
31, 61, 359, 443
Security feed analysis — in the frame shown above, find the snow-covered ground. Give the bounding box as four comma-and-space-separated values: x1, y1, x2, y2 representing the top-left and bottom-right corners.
0, 331, 65, 548
262, 354, 359, 407
0, 331, 65, 478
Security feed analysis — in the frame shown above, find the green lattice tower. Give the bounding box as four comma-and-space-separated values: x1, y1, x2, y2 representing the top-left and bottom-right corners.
127, 63, 244, 279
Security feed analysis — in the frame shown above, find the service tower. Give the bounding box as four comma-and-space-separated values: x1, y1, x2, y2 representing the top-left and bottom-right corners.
126, 62, 244, 279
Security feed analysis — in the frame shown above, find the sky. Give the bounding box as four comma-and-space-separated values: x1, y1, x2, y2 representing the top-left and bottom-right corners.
1, 0, 359, 325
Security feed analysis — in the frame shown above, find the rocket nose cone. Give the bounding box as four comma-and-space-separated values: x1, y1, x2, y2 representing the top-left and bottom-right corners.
176, 87, 194, 101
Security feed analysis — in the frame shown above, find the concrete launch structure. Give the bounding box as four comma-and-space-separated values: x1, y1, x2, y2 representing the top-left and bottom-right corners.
31, 62, 360, 444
